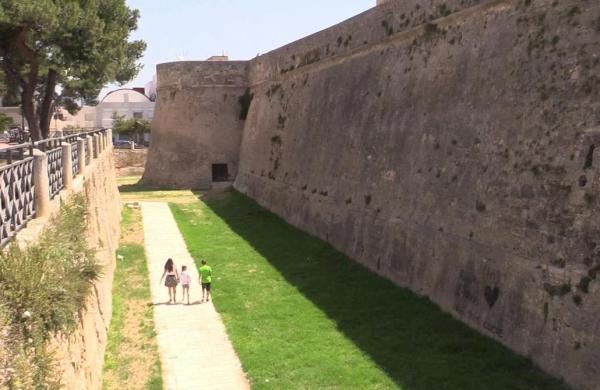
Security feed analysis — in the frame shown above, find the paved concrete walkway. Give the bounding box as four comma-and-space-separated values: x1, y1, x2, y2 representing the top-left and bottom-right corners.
141, 202, 250, 390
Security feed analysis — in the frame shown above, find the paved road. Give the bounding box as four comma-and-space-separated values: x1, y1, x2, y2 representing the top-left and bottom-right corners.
141, 202, 250, 390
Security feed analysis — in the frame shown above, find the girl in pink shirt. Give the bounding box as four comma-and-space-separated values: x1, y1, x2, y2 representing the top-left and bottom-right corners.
180, 265, 192, 305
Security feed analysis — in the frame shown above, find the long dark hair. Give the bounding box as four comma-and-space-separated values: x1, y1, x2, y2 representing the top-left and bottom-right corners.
164, 258, 174, 272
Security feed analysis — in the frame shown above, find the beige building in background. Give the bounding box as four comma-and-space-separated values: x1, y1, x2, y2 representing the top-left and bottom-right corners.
0, 105, 96, 132
54, 106, 97, 130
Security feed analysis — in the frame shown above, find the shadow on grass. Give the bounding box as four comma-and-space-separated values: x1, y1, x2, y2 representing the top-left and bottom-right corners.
200, 191, 567, 390
118, 181, 176, 193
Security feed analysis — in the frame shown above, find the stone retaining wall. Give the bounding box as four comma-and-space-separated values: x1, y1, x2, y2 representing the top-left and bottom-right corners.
15, 138, 120, 389
114, 148, 148, 176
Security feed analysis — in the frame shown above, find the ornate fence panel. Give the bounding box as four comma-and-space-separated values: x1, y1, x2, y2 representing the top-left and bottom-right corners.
0, 128, 107, 247
47, 147, 64, 199
92, 137, 98, 158
34, 138, 62, 152
64, 134, 80, 144
0, 158, 35, 245
85, 140, 90, 165
71, 141, 80, 176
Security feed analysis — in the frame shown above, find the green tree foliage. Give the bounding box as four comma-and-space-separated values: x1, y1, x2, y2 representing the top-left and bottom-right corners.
112, 114, 151, 143
0, 64, 19, 106
0, 0, 146, 140
0, 112, 12, 132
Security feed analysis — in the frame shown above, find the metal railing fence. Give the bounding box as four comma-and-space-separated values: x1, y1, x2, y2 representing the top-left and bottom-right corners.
0, 157, 35, 246
0, 128, 110, 246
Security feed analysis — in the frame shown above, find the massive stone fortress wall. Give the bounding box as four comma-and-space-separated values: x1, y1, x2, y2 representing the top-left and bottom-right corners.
146, 0, 487, 187
145, 1, 600, 388
248, 0, 486, 83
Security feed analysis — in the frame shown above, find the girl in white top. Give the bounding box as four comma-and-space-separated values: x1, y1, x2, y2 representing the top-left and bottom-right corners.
180, 265, 192, 305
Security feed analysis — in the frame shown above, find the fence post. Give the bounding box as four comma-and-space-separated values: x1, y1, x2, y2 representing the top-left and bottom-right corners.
32, 149, 50, 218
61, 142, 73, 190
93, 134, 99, 159
77, 138, 86, 174
86, 136, 93, 165
107, 129, 113, 151
97, 133, 102, 154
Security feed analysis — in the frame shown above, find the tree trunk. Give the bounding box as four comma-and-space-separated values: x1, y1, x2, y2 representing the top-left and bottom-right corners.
24, 113, 41, 142
21, 84, 41, 142
39, 69, 57, 140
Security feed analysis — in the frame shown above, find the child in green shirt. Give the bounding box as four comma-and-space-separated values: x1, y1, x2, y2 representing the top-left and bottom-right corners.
199, 259, 213, 303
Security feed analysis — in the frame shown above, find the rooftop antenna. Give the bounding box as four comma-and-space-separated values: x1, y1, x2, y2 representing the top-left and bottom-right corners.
176, 49, 187, 61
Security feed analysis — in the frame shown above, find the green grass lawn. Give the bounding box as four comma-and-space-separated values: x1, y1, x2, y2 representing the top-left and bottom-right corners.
103, 207, 162, 390
170, 191, 567, 390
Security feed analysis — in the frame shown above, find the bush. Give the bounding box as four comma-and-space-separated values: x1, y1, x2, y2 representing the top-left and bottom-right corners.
0, 113, 13, 134
0, 194, 100, 388
112, 114, 151, 141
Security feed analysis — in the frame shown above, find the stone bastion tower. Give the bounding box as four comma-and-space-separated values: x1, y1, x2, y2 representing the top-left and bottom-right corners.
143, 60, 248, 188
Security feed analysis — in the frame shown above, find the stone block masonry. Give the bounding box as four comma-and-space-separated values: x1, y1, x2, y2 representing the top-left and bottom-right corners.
144, 1, 600, 388
13, 130, 121, 389
114, 148, 148, 176
144, 61, 249, 188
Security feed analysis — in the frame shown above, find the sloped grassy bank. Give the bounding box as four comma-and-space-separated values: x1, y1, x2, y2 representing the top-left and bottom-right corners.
0, 195, 100, 389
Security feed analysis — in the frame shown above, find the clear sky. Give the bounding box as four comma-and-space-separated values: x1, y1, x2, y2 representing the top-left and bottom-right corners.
101, 0, 374, 98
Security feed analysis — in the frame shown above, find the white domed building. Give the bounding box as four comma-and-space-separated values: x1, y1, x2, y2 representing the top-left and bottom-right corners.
96, 88, 155, 144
